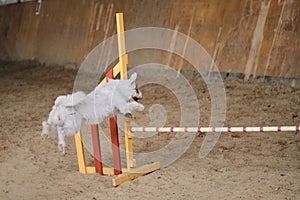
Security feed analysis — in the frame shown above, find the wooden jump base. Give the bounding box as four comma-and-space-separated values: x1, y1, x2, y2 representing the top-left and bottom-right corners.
130, 126, 300, 133
74, 13, 160, 187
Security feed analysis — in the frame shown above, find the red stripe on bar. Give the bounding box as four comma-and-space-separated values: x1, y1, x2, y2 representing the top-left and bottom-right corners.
156, 127, 159, 132
170, 127, 174, 132
278, 126, 281, 132
184, 127, 188, 132
212, 127, 216, 132
296, 126, 299, 131
197, 127, 201, 132
260, 127, 263, 132
228, 127, 231, 132
243, 127, 246, 132
142, 127, 146, 132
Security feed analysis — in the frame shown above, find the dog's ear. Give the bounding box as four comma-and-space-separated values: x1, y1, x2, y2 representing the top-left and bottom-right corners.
129, 73, 137, 84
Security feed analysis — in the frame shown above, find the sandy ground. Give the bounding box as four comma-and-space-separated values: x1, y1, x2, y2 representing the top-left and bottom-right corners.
0, 62, 299, 200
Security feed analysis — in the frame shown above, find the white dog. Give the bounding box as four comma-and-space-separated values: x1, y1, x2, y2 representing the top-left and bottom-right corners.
42, 73, 144, 154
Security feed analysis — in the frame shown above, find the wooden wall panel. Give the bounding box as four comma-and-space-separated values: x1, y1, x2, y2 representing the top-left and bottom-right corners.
0, 0, 299, 78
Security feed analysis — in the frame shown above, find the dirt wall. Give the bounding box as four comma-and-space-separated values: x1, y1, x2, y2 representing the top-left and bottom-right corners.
0, 0, 299, 78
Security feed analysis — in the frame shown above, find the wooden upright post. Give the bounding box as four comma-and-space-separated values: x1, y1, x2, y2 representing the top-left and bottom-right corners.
74, 131, 87, 174
124, 118, 136, 170
116, 13, 128, 80
116, 13, 135, 171
109, 117, 122, 175
91, 124, 103, 174
106, 69, 122, 175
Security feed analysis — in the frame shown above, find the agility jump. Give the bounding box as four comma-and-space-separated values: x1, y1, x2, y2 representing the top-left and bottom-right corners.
73, 13, 160, 187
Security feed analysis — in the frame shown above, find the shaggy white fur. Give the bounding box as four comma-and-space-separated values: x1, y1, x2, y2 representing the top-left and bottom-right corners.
41, 73, 144, 154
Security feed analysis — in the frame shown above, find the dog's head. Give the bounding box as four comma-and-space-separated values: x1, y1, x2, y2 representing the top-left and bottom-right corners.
129, 73, 142, 102
106, 72, 142, 103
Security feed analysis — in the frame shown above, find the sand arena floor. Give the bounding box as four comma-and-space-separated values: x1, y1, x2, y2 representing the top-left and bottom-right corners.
0, 62, 299, 199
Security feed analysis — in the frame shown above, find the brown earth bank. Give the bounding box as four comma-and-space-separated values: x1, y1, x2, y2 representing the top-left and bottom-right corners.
0, 61, 299, 200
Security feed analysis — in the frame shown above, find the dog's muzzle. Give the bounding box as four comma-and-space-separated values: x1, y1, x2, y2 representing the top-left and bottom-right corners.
131, 86, 142, 102
133, 96, 141, 102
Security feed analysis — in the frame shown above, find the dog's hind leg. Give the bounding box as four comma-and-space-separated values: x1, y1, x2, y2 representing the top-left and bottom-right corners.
57, 127, 66, 154
41, 121, 50, 140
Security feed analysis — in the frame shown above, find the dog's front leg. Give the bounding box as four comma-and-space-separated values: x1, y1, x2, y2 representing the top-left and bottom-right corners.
129, 101, 144, 112
117, 101, 144, 118
117, 104, 133, 118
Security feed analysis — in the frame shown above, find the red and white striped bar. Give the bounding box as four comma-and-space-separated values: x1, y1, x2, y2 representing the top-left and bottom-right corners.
130, 126, 300, 133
